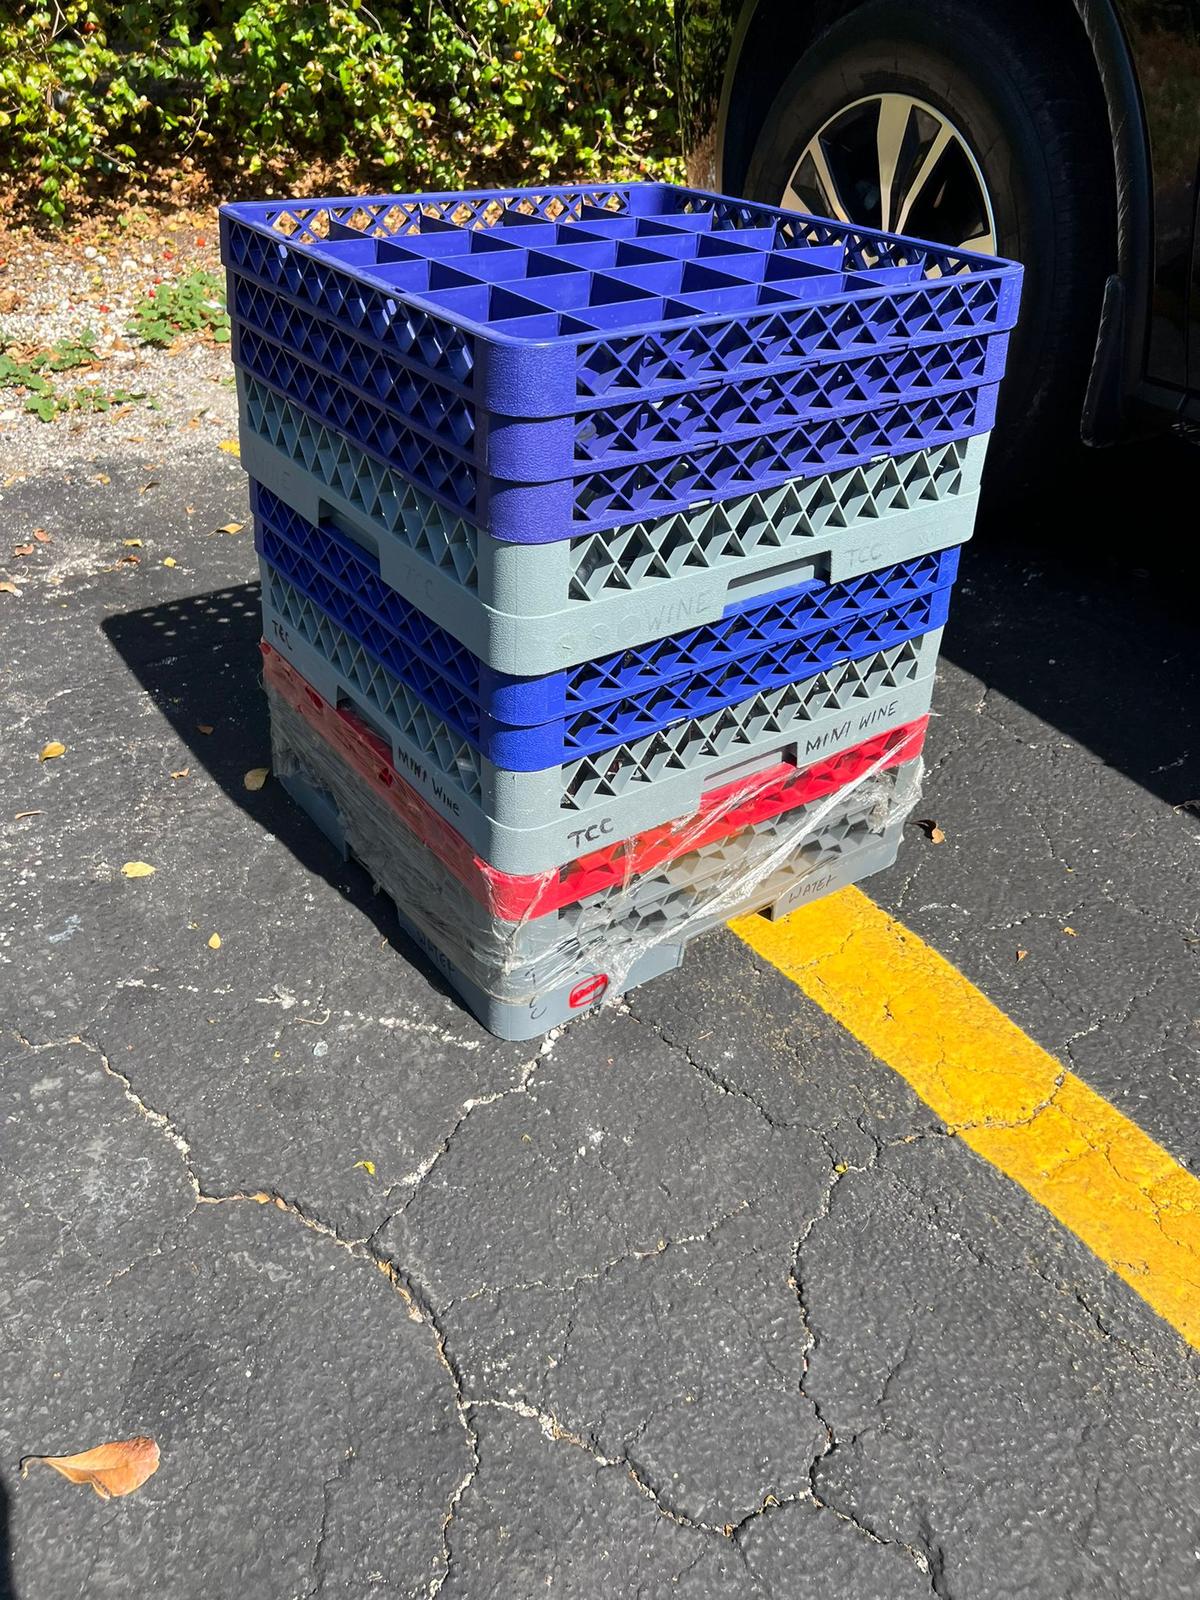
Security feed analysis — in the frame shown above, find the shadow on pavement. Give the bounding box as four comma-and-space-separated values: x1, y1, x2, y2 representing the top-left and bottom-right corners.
945, 432, 1200, 809
0, 1471, 15, 1600
99, 582, 462, 1008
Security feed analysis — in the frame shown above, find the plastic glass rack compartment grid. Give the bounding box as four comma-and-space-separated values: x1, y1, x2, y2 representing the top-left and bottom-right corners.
260, 568, 942, 873
239, 372, 988, 675
220, 183, 1022, 539
269, 681, 922, 1037
262, 640, 928, 923
253, 478, 956, 769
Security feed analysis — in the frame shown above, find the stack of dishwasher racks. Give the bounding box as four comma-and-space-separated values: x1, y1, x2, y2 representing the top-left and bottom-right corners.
220, 183, 1021, 1038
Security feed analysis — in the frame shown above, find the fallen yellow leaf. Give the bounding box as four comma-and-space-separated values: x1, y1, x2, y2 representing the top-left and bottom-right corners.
243, 767, 269, 791
162, 557, 177, 568
353, 1160, 376, 1176
207, 933, 221, 949
0, 581, 20, 596
39, 742, 66, 762
121, 861, 155, 879
94, 473, 111, 484
218, 439, 241, 457
219, 522, 244, 536
123, 538, 143, 548
170, 767, 190, 780
21, 1437, 160, 1500
1062, 926, 1078, 937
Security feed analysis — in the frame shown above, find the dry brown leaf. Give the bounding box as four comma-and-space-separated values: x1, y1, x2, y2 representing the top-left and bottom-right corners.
15, 810, 44, 820
170, 767, 190, 780
914, 818, 946, 844
219, 522, 244, 535
0, 581, 20, 597
218, 439, 241, 457
33, 528, 52, 543
39, 742, 66, 762
139, 480, 160, 495
12, 544, 35, 558
1016, 948, 1029, 962
118, 553, 140, 565
20, 1436, 160, 1500
121, 861, 155, 879
196, 722, 214, 735
243, 766, 269, 792
207, 932, 222, 950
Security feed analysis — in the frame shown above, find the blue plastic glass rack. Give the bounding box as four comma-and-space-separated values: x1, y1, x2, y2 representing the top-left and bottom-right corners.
221, 183, 1022, 541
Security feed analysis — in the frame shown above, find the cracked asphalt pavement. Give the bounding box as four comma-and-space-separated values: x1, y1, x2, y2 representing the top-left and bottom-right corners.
2, 427, 1199, 1598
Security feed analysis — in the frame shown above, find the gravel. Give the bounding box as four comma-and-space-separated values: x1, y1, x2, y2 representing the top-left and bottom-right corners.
0, 205, 238, 478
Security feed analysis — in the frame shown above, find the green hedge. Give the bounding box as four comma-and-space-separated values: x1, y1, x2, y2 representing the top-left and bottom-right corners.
0, 2, 682, 223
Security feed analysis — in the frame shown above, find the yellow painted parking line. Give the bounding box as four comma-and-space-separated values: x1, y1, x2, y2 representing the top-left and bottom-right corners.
729, 886, 1200, 1349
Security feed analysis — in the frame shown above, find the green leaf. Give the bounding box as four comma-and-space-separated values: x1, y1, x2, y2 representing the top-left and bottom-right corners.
1, 0, 683, 221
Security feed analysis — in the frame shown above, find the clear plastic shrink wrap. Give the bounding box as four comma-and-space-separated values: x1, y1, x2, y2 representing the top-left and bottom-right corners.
264, 646, 924, 1038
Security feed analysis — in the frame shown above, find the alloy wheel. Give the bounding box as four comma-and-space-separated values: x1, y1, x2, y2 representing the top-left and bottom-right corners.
783, 92, 998, 252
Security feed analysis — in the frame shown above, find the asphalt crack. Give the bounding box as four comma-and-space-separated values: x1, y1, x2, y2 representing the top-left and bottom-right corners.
621, 1005, 794, 1133
306, 1432, 356, 1600
13, 1029, 202, 1197
467, 1395, 723, 1536
446, 1199, 752, 1310
377, 1025, 563, 1223
782, 1139, 941, 1591
181, 1187, 482, 1598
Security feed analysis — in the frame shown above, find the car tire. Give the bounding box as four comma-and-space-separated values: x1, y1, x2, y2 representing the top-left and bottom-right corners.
742, 0, 1115, 496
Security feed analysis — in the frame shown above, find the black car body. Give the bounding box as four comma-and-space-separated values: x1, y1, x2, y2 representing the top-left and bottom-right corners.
675, 0, 1200, 456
